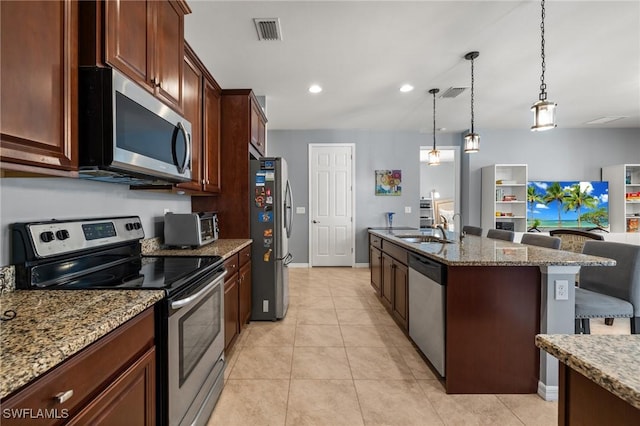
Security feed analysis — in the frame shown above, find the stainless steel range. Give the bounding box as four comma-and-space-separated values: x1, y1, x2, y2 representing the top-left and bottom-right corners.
11, 216, 226, 426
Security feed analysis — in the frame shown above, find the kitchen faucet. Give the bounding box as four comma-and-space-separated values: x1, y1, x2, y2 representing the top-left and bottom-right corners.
428, 223, 448, 240
452, 213, 464, 242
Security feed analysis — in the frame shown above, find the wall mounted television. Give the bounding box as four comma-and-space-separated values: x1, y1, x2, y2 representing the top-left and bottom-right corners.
527, 181, 609, 230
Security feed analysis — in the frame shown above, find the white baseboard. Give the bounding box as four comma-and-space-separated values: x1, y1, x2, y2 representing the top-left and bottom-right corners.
289, 263, 370, 268
537, 381, 558, 401
288, 263, 310, 268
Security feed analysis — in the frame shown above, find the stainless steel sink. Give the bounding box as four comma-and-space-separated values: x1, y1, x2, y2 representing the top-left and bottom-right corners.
397, 235, 454, 244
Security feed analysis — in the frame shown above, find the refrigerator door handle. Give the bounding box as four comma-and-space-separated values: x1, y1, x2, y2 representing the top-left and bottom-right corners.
283, 253, 294, 265
284, 179, 293, 238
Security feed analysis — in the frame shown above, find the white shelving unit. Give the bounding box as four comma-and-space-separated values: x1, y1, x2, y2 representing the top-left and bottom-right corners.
602, 164, 640, 233
482, 164, 528, 232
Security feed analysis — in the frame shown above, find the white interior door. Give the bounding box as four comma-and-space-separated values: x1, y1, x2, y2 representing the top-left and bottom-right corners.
309, 144, 354, 266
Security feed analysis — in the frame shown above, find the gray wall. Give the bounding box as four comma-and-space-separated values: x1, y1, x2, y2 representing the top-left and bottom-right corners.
269, 127, 640, 264
267, 129, 460, 264
0, 178, 191, 265
420, 160, 455, 200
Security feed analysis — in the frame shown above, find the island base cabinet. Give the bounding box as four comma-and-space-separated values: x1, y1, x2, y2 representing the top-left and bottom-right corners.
445, 266, 540, 394
558, 363, 640, 426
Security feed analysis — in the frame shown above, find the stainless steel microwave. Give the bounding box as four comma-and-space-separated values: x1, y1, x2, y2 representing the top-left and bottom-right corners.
78, 67, 192, 185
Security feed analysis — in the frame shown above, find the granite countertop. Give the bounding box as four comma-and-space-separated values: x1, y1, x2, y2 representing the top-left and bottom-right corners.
0, 290, 164, 399
145, 238, 252, 259
369, 229, 616, 267
535, 334, 640, 409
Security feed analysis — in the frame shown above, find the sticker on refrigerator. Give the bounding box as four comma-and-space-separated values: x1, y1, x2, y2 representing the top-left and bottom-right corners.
265, 196, 273, 205
263, 248, 272, 262
265, 171, 275, 181
255, 195, 265, 207
263, 237, 273, 247
259, 211, 273, 223
255, 173, 266, 186
263, 228, 273, 237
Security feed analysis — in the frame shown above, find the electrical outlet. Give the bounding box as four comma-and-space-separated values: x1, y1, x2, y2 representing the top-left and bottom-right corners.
405, 206, 412, 213
296, 207, 306, 214
263, 300, 269, 312
555, 280, 569, 300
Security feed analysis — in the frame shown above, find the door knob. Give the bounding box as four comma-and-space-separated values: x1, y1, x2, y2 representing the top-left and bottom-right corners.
312, 220, 319, 223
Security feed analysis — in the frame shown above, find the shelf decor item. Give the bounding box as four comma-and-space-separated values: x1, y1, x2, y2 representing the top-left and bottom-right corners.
463, 51, 480, 153
375, 170, 402, 195
531, 0, 557, 131
427, 88, 441, 166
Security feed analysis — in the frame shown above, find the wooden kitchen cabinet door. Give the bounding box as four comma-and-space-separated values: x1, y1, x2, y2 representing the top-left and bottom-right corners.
202, 78, 222, 193
0, 0, 78, 175
103, 0, 188, 112
381, 253, 393, 311
177, 45, 204, 192
224, 275, 239, 351
370, 245, 382, 295
392, 261, 408, 331
239, 259, 252, 327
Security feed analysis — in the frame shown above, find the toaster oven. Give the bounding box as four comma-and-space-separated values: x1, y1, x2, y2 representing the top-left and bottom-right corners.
164, 212, 218, 247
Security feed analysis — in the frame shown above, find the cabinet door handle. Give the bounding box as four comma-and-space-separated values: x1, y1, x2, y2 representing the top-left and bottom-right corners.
55, 389, 74, 404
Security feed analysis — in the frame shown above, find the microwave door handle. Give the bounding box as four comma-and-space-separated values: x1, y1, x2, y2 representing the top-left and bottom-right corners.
175, 122, 191, 174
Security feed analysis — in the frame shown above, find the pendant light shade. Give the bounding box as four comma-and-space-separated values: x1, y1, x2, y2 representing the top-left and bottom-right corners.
463, 51, 480, 153
531, 0, 557, 131
427, 88, 440, 166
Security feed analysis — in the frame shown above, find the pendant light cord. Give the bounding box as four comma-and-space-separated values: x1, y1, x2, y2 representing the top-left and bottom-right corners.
539, 0, 547, 101
432, 91, 437, 150
470, 57, 475, 133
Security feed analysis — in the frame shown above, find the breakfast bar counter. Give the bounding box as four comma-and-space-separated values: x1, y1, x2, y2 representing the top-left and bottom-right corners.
536, 334, 640, 424
368, 229, 615, 399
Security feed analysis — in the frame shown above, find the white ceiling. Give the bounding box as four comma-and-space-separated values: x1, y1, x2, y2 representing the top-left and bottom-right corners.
184, 1, 640, 133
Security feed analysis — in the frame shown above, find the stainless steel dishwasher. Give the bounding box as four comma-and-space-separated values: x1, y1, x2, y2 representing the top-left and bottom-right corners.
408, 253, 446, 377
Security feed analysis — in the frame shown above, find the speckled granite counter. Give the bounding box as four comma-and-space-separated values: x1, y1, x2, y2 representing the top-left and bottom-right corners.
536, 334, 640, 409
0, 290, 164, 399
145, 238, 252, 259
369, 229, 615, 267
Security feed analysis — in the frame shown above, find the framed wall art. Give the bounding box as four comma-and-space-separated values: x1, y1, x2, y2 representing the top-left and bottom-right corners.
375, 170, 402, 196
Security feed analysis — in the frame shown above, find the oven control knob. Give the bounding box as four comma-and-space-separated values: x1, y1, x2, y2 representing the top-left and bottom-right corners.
133, 222, 142, 230
40, 231, 55, 243
125, 223, 134, 231
55, 230, 70, 240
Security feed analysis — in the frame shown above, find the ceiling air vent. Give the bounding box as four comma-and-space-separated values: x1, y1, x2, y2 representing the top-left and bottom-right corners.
254, 18, 282, 41
440, 87, 467, 98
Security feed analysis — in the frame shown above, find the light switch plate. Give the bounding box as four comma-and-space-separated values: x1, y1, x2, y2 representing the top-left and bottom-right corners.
296, 207, 306, 214
405, 206, 411, 213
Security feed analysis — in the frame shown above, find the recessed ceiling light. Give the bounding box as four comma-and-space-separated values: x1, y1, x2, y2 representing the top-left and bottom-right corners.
399, 84, 414, 93
308, 84, 322, 94
585, 116, 627, 125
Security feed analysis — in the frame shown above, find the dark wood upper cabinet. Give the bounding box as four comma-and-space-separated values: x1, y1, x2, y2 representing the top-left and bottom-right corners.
177, 43, 221, 195
194, 90, 267, 237
81, 0, 190, 113
0, 0, 78, 176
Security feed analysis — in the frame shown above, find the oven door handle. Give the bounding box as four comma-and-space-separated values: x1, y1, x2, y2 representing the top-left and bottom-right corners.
170, 270, 227, 310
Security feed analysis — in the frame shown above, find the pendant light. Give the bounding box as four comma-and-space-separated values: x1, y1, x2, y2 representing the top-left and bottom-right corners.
531, 0, 557, 131
427, 88, 440, 166
463, 51, 480, 153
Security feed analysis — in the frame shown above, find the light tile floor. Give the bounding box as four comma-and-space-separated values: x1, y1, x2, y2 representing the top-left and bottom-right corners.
208, 267, 629, 426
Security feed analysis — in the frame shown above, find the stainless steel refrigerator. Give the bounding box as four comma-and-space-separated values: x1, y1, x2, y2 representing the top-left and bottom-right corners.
250, 157, 293, 320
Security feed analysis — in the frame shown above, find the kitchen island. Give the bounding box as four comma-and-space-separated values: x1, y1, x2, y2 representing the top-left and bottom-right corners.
536, 334, 640, 425
369, 229, 615, 400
